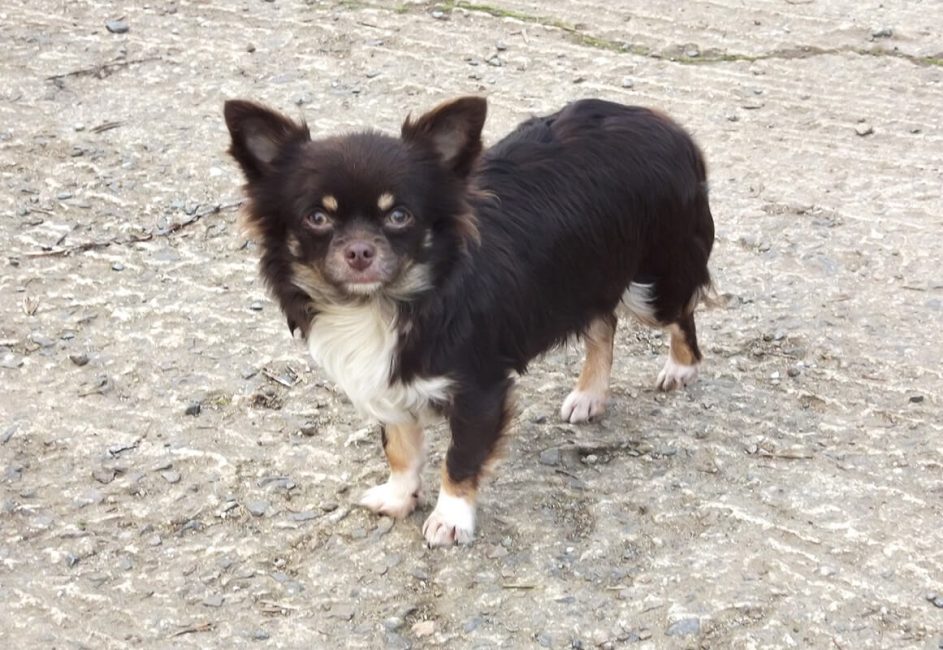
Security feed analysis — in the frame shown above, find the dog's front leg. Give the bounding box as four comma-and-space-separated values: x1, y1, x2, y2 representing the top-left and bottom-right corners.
423, 377, 514, 547
359, 421, 425, 519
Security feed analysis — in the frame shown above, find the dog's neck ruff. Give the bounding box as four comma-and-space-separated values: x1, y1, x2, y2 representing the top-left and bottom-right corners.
306, 297, 449, 424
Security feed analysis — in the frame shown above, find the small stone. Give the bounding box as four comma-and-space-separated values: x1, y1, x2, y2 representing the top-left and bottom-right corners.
430, 10, 447, 20
726, 114, 739, 122
161, 470, 181, 484
871, 27, 893, 39
289, 510, 318, 522
909, 395, 924, 403
375, 517, 394, 535
930, 594, 943, 608
105, 19, 129, 34
537, 632, 553, 647
203, 594, 224, 608
787, 366, 800, 378
249, 300, 264, 311
247, 500, 270, 516
621, 76, 634, 88
684, 45, 700, 58
251, 629, 270, 641
117, 556, 133, 571
69, 353, 89, 366
185, 402, 201, 416
412, 620, 435, 637
111, 262, 125, 271
496, 41, 508, 51
246, 43, 256, 53
666, 617, 700, 636
572, 76, 586, 84
855, 123, 874, 137
464, 616, 483, 632
321, 502, 339, 512
56, 191, 73, 200
29, 333, 55, 348
539, 448, 561, 466
65, 552, 80, 567
92, 468, 116, 484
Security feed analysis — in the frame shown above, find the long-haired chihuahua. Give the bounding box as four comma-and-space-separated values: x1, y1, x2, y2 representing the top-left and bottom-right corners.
224, 96, 714, 547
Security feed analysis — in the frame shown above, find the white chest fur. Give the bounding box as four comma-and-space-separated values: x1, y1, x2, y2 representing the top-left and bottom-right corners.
306, 298, 450, 424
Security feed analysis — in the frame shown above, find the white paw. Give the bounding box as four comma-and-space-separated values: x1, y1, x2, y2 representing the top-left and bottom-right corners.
560, 389, 608, 423
359, 476, 422, 519
422, 491, 476, 547
656, 357, 699, 392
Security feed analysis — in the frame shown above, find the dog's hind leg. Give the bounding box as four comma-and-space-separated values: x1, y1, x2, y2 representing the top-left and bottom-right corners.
560, 313, 617, 423
655, 311, 702, 391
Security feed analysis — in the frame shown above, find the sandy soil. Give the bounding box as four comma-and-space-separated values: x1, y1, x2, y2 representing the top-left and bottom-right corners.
2, 1, 942, 648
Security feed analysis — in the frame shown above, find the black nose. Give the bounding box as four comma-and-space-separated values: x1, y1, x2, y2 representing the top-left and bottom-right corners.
344, 242, 376, 271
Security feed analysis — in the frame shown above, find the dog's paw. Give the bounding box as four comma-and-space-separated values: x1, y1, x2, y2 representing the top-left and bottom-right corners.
560, 389, 608, 423
656, 357, 699, 391
422, 491, 475, 547
359, 478, 422, 519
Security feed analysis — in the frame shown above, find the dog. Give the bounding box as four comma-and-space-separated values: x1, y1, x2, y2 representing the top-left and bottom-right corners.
224, 96, 714, 547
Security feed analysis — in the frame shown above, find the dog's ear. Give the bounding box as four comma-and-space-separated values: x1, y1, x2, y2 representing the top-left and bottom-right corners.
224, 100, 310, 181
401, 96, 487, 178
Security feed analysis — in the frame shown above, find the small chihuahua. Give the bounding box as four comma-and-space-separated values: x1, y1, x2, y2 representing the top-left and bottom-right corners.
224, 96, 714, 547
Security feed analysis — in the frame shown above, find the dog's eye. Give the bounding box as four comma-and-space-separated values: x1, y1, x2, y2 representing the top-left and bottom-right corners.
385, 208, 413, 229
305, 211, 333, 230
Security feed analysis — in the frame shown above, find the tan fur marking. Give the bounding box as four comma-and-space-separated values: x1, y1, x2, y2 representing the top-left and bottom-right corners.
377, 192, 395, 211
384, 422, 424, 473
238, 206, 265, 242
440, 465, 477, 500
286, 233, 301, 258
322, 195, 338, 212
290, 262, 336, 304
575, 316, 616, 394
668, 323, 696, 366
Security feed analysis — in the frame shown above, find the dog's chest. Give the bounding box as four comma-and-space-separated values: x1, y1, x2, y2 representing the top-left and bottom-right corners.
306, 300, 449, 424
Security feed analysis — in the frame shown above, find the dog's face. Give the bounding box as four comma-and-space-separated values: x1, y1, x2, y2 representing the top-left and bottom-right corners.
224, 97, 486, 332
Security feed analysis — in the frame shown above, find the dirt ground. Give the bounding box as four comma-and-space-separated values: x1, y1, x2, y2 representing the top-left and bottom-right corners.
2, 1, 942, 648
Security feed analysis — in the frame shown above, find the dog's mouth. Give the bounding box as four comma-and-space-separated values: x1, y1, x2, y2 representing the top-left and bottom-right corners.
344, 280, 384, 295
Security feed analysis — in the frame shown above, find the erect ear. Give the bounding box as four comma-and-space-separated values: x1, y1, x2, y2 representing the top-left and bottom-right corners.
224, 100, 310, 182
401, 96, 487, 178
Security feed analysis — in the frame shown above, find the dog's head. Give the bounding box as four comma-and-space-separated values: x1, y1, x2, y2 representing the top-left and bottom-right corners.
224, 97, 486, 335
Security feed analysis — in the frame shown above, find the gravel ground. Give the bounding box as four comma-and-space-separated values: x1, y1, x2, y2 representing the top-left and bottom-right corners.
1, 1, 942, 648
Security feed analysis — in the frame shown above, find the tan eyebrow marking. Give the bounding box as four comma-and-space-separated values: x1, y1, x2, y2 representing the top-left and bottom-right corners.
322, 195, 338, 212
377, 192, 395, 211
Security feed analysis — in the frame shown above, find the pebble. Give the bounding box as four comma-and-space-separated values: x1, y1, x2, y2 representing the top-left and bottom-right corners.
855, 123, 874, 137
666, 617, 700, 636
539, 448, 561, 466
247, 500, 270, 516
250, 629, 270, 641
65, 552, 80, 568
246, 43, 256, 53
621, 77, 634, 88
56, 191, 73, 200
464, 616, 483, 633
203, 594, 224, 608
117, 556, 133, 571
105, 19, 129, 34
30, 333, 55, 348
496, 41, 508, 51
787, 366, 800, 378
147, 534, 162, 546
927, 593, 943, 608
111, 262, 125, 272
909, 395, 924, 403
92, 468, 116, 484
185, 402, 201, 416
412, 620, 435, 637
430, 10, 447, 20
69, 353, 89, 367
289, 510, 318, 522
871, 27, 893, 39
537, 632, 553, 647
375, 517, 395, 535
161, 470, 181, 484
249, 300, 264, 311
331, 604, 355, 621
